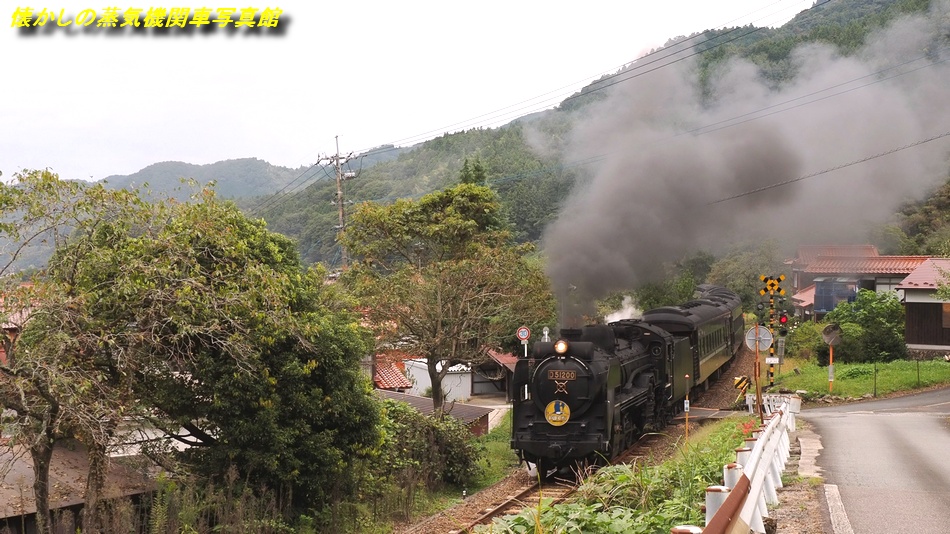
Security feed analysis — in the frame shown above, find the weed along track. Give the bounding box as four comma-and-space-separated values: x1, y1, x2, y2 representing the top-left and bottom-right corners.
453, 477, 575, 533
452, 430, 680, 533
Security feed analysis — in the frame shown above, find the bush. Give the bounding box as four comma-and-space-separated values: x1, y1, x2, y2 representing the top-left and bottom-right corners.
787, 321, 824, 360
815, 323, 866, 366
825, 289, 906, 361
378, 399, 482, 489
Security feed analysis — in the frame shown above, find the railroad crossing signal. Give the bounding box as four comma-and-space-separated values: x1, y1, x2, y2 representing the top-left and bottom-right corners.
759, 274, 786, 296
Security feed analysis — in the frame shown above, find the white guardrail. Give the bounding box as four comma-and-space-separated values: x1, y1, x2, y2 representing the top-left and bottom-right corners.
670, 394, 801, 534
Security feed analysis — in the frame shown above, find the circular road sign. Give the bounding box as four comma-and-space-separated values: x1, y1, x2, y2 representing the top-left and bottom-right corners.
745, 326, 773, 351
516, 326, 531, 341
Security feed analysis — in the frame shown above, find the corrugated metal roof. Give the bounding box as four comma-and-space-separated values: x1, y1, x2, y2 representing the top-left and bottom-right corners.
374, 389, 493, 425
0, 440, 152, 519
487, 349, 517, 372
803, 256, 929, 275
896, 258, 950, 290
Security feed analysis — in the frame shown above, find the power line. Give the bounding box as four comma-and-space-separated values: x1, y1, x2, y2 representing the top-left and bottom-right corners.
710, 130, 950, 204
248, 162, 325, 216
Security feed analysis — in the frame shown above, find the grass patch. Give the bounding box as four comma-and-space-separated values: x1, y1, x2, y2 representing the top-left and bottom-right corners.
773, 357, 950, 398
469, 410, 520, 491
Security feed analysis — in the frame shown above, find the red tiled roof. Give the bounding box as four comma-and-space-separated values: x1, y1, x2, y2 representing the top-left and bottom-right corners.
790, 245, 879, 266
896, 258, 950, 290
374, 362, 412, 390
487, 349, 517, 372
792, 284, 815, 308
803, 256, 929, 275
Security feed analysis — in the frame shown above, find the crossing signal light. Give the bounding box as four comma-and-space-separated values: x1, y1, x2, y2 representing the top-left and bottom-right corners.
779, 313, 788, 324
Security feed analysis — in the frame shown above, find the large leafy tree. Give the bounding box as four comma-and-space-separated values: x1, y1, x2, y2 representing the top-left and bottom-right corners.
0, 169, 153, 533
43, 187, 382, 512
0, 171, 381, 532
341, 183, 555, 411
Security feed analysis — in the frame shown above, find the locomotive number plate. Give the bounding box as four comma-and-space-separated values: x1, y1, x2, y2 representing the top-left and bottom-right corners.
547, 370, 577, 381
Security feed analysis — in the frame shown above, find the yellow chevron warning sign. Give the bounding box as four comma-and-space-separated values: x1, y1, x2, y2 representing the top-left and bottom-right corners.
734, 376, 750, 391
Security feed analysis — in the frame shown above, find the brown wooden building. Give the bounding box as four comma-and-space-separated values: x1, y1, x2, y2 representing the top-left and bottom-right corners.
896, 258, 950, 355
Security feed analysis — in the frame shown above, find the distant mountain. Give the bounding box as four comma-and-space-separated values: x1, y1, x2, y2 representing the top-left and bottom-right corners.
99, 158, 311, 200
98, 146, 410, 201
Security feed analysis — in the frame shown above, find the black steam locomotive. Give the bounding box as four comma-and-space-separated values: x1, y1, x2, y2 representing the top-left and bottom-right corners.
510, 284, 743, 472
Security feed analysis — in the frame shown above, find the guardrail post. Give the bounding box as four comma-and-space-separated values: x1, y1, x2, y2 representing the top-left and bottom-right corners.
735, 446, 752, 468
670, 526, 703, 533
724, 462, 743, 489
705, 485, 731, 525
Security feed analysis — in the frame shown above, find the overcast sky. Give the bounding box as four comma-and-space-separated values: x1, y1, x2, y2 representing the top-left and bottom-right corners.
1, 1, 813, 181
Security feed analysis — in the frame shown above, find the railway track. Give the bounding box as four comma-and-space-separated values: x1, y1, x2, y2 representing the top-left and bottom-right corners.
448, 430, 678, 533
450, 476, 576, 533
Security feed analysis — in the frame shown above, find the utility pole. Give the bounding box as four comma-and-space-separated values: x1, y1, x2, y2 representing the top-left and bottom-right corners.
331, 135, 356, 268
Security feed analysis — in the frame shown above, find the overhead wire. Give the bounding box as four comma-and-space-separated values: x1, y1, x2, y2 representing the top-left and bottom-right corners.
710, 130, 950, 204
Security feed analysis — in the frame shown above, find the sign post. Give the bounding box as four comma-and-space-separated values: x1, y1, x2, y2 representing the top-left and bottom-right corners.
745, 325, 773, 424
822, 324, 842, 393
684, 374, 690, 443
516, 326, 531, 359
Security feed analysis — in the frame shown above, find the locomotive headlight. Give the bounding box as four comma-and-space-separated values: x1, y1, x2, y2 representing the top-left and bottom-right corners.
554, 339, 569, 354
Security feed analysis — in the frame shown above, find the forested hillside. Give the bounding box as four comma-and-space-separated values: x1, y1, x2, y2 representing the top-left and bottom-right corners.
94, 0, 945, 270
249, 0, 941, 268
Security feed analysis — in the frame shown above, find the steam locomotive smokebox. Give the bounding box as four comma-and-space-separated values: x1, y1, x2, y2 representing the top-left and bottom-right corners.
559, 328, 583, 340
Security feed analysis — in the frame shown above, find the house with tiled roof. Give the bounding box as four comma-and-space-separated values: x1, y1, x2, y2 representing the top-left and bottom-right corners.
364, 346, 514, 402
787, 245, 929, 320
896, 258, 950, 354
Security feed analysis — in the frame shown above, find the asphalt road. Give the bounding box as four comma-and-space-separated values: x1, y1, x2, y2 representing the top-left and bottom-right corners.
801, 387, 950, 534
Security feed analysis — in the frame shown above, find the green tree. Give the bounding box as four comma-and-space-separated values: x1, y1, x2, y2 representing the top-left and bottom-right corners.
458, 157, 487, 185
341, 184, 555, 412
44, 188, 382, 514
706, 241, 786, 309
374, 400, 482, 518
0, 171, 382, 531
0, 169, 153, 534
824, 289, 906, 362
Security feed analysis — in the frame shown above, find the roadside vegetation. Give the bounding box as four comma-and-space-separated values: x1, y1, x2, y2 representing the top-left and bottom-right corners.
773, 357, 950, 399
768, 289, 950, 399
